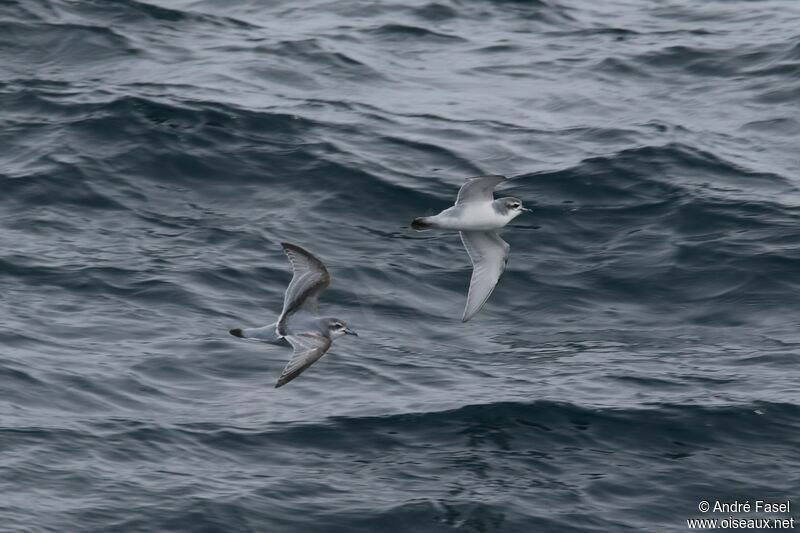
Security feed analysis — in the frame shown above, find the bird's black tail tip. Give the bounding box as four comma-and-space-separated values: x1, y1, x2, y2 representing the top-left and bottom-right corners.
229, 328, 244, 338
411, 217, 432, 230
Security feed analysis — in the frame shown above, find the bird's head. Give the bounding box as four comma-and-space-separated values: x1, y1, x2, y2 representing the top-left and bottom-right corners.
325, 318, 358, 339
498, 196, 530, 218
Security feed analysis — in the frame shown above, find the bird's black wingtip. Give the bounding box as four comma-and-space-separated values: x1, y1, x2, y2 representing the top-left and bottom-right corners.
229, 328, 243, 338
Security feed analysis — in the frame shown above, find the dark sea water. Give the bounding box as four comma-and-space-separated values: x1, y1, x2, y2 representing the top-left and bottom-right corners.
2, 0, 800, 531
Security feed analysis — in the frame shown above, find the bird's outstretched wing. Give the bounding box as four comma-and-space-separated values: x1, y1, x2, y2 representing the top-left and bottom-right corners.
455, 175, 507, 205
459, 230, 510, 322
277, 243, 331, 336
275, 333, 332, 388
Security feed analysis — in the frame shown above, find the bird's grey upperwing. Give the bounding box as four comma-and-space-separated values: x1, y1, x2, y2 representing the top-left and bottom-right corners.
455, 175, 508, 205
277, 243, 331, 336
459, 230, 510, 322
275, 333, 332, 388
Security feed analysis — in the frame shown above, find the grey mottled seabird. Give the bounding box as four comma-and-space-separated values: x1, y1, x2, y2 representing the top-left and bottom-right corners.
411, 174, 529, 322
230, 243, 357, 388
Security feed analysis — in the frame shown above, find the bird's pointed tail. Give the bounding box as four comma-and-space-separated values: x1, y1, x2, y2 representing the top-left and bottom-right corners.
411, 217, 433, 230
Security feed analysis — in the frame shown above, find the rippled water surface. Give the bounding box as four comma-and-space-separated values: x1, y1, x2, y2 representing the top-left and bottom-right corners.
2, 0, 800, 531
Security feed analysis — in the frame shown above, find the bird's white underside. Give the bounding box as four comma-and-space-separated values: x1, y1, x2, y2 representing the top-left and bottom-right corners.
427, 202, 513, 231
